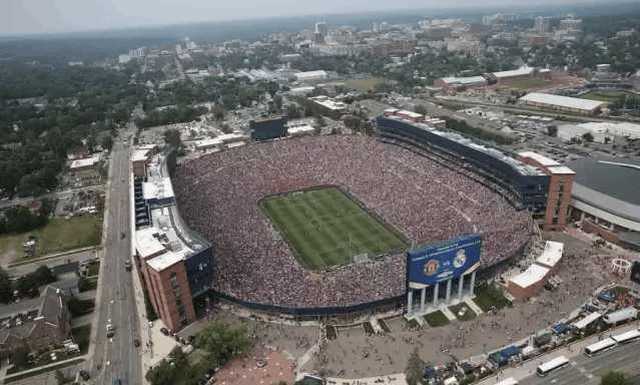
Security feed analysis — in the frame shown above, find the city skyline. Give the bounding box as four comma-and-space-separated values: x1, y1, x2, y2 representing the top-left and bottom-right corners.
0, 0, 616, 36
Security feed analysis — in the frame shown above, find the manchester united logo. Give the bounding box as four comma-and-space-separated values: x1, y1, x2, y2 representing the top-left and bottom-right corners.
423, 259, 439, 276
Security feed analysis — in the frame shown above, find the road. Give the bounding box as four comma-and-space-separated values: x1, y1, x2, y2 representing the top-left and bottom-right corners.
518, 340, 640, 385
90, 128, 141, 385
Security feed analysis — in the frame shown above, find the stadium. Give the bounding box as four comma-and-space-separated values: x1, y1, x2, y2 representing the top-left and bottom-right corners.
173, 122, 535, 316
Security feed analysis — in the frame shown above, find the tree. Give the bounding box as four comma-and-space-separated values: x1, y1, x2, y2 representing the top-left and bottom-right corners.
315, 115, 326, 128
212, 105, 226, 121
582, 132, 595, 143
55, 369, 66, 385
405, 348, 425, 385
0, 268, 13, 303
101, 135, 114, 151
601, 371, 631, 385
547, 125, 558, 137
414, 104, 428, 115
163, 129, 182, 149
195, 321, 251, 367
12, 344, 30, 368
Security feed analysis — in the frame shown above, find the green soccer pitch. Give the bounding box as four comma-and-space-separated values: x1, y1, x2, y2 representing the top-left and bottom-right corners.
259, 187, 409, 270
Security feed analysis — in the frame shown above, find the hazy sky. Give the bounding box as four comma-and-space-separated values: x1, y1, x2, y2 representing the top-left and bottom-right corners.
1, 0, 602, 36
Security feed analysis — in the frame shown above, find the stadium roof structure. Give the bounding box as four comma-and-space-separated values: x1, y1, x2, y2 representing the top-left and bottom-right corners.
567, 158, 640, 226
520, 93, 605, 112
135, 227, 166, 259
147, 249, 188, 272
509, 263, 550, 288
143, 177, 174, 201
518, 151, 560, 167
536, 241, 563, 269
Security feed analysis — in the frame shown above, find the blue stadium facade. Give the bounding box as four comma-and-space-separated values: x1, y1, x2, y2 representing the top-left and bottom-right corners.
376, 115, 550, 213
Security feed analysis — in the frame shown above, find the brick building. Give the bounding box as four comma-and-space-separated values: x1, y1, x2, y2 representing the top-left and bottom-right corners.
518, 152, 575, 231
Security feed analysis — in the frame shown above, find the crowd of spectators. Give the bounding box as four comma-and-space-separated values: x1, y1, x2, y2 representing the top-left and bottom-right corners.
173, 135, 532, 309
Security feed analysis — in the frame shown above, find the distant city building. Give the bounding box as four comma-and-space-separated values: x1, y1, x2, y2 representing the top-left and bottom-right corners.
534, 16, 552, 34
314, 22, 328, 43
294, 70, 328, 82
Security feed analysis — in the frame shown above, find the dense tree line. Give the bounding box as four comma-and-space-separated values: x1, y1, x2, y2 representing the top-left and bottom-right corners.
0, 265, 56, 303
135, 106, 208, 128
0, 64, 144, 197
146, 321, 250, 385
0, 205, 50, 234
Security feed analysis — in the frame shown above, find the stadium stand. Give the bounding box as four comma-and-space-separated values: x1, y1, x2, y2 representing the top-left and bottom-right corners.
173, 135, 532, 314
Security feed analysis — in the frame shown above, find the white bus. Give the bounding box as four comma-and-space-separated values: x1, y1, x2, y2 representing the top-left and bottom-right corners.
495, 378, 518, 385
584, 338, 617, 357
612, 329, 640, 344
536, 355, 570, 376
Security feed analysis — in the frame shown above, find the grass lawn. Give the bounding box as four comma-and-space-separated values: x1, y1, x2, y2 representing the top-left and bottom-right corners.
449, 302, 476, 321
72, 325, 92, 354
86, 260, 100, 277
345, 77, 386, 92
260, 187, 408, 270
580, 90, 630, 103
0, 216, 102, 262
500, 78, 551, 90
423, 310, 450, 327
474, 283, 512, 312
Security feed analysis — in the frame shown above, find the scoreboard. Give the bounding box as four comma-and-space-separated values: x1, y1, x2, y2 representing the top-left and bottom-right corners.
407, 234, 482, 286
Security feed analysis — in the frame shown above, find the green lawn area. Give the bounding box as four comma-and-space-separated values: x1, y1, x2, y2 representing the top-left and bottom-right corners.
579, 90, 631, 103
423, 310, 449, 327
345, 77, 385, 92
449, 302, 476, 321
86, 260, 100, 277
71, 324, 92, 354
0, 215, 102, 262
260, 187, 408, 270
500, 78, 551, 90
474, 283, 512, 312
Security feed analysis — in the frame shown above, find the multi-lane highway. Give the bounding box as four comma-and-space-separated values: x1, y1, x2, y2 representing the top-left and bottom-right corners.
519, 339, 640, 385
90, 128, 141, 385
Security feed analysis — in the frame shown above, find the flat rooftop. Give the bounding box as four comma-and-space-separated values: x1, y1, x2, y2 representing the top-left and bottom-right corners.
520, 93, 605, 111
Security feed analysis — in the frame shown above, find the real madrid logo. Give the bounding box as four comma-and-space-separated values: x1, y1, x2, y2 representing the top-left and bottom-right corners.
423, 259, 439, 276
453, 249, 467, 268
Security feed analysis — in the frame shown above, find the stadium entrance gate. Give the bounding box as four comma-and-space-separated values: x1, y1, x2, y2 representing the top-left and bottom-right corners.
407, 270, 477, 316
405, 234, 482, 318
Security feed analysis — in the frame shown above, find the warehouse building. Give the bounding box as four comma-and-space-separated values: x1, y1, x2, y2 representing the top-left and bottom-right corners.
566, 157, 640, 250
519, 93, 605, 115
557, 121, 640, 143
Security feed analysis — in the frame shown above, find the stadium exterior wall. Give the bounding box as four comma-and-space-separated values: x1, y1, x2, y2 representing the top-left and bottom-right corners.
213, 291, 405, 317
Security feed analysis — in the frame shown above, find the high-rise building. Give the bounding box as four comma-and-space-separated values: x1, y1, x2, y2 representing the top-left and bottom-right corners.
315, 22, 328, 40
534, 16, 551, 34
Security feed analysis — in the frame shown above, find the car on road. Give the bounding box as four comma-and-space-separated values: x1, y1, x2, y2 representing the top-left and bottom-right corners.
125, 260, 132, 271
134, 338, 141, 347
120, 232, 126, 239
160, 327, 170, 336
